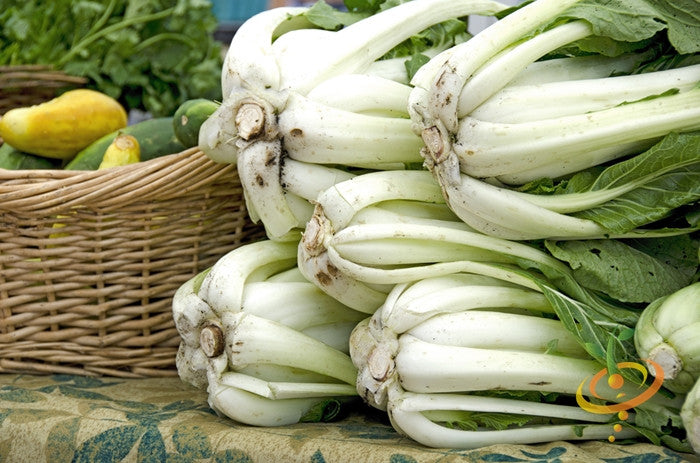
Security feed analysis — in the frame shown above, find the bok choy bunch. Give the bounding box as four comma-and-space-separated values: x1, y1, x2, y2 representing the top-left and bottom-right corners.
297, 168, 698, 399
408, 0, 700, 240
198, 0, 510, 239
349, 272, 690, 450
635, 282, 700, 394
172, 239, 366, 426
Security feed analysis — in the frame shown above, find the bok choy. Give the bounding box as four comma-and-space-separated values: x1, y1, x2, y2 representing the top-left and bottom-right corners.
172, 239, 365, 426
199, 0, 508, 239
409, 0, 700, 240
349, 272, 689, 450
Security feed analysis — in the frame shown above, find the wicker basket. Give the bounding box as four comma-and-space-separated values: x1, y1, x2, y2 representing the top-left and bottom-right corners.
0, 65, 87, 115
0, 147, 265, 378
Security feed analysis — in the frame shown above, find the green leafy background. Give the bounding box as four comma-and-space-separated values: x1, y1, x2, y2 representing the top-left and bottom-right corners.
0, 0, 223, 117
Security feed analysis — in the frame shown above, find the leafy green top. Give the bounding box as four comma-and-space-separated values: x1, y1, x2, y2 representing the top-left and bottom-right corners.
0, 0, 223, 116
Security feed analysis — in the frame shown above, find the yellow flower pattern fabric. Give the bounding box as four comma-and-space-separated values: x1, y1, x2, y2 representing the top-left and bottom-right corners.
0, 374, 694, 462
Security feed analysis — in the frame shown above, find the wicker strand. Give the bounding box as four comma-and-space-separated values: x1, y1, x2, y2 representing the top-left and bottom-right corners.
0, 147, 266, 377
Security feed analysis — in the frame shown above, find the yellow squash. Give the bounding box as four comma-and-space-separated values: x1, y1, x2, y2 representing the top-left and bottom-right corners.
0, 89, 128, 160
97, 133, 141, 169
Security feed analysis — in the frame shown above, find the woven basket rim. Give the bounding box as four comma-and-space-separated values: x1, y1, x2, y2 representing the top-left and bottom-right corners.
0, 64, 88, 88
0, 147, 236, 214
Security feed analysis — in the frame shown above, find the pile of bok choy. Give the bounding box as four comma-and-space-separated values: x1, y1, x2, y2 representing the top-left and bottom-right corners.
173, 0, 699, 454
172, 239, 364, 426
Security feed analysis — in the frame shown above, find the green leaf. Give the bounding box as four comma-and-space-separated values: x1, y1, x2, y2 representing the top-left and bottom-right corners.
305, 0, 368, 30
551, 131, 700, 234
537, 284, 639, 381
545, 238, 694, 303
299, 398, 343, 422
562, 0, 700, 54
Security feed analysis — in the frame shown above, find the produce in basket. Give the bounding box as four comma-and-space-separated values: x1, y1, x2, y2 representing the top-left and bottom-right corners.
172, 239, 366, 426
0, 89, 127, 159
173, 98, 220, 148
65, 117, 184, 170
0, 142, 61, 170
97, 133, 140, 169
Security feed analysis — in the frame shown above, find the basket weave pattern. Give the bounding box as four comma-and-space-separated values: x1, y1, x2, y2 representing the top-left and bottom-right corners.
0, 148, 265, 377
0, 65, 87, 116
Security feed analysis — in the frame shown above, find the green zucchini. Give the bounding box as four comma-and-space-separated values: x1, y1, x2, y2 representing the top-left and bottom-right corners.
173, 98, 219, 148
65, 117, 185, 170
0, 143, 61, 170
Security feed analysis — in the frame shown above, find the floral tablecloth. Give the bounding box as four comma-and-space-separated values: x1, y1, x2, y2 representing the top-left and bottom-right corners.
0, 374, 697, 462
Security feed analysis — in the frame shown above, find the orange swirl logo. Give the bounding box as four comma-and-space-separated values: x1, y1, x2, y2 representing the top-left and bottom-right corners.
575, 359, 664, 442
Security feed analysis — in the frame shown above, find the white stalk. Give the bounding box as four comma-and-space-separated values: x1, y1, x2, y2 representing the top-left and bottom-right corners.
172, 273, 217, 348
278, 92, 423, 167
314, 170, 445, 230
347, 204, 468, 231
176, 343, 210, 389
398, 391, 615, 422
272, 0, 508, 94
301, 321, 361, 354
218, 371, 357, 400
326, 246, 543, 292
494, 141, 654, 185
506, 52, 654, 87
329, 222, 569, 273
648, 283, 700, 345
236, 139, 302, 239
263, 267, 308, 283
411, 0, 582, 133
198, 240, 298, 314
666, 322, 700, 375
197, 98, 240, 164
395, 334, 601, 395
389, 392, 638, 449
297, 212, 391, 313
236, 363, 343, 384
453, 88, 700, 181
634, 283, 700, 392
383, 279, 553, 334
280, 158, 355, 202
433, 166, 608, 240
331, 235, 503, 266
471, 64, 700, 124
207, 376, 329, 427
406, 310, 588, 358
241, 281, 366, 330
220, 7, 306, 97
221, 311, 357, 385
306, 74, 412, 116
681, 377, 700, 453
457, 20, 593, 117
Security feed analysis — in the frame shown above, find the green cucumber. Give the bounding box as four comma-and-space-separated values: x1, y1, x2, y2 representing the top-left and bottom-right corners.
0, 143, 61, 170
173, 98, 219, 148
65, 117, 185, 170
